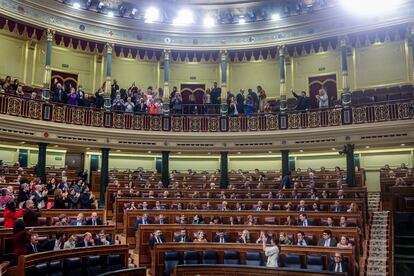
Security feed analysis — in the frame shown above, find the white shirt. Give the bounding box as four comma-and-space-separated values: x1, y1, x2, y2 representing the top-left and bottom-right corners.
324, 238, 331, 247
335, 262, 342, 272
265, 246, 279, 267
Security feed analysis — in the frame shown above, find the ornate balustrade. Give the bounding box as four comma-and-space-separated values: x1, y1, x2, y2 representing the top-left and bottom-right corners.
0, 94, 412, 132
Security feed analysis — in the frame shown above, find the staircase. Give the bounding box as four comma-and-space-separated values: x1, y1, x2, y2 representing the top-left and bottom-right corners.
367, 192, 381, 213
365, 210, 391, 276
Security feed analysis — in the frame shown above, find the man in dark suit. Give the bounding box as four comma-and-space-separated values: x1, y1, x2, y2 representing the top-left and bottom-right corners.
298, 213, 312, 227
174, 229, 192, 243
236, 89, 245, 113
148, 229, 166, 250
86, 212, 103, 226
70, 213, 86, 226
247, 89, 259, 113
213, 230, 231, 243
26, 234, 41, 254
331, 200, 344, 212
211, 82, 222, 106
328, 253, 349, 273
317, 230, 337, 247
154, 213, 168, 224
53, 82, 66, 103
23, 200, 41, 227
292, 90, 311, 110
41, 232, 65, 251
134, 213, 153, 231
79, 187, 95, 209
76, 232, 94, 247
296, 231, 310, 246
296, 200, 308, 212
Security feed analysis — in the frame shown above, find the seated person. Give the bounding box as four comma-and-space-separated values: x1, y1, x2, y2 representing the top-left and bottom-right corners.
192, 214, 205, 224
298, 213, 312, 226
210, 216, 222, 225
296, 231, 309, 246
337, 236, 352, 249
70, 213, 86, 226
193, 230, 208, 243
297, 200, 307, 212
328, 252, 348, 273
134, 213, 153, 231
323, 217, 336, 227
155, 213, 168, 224
76, 232, 95, 247
237, 230, 251, 244
174, 229, 192, 243
278, 232, 292, 245
148, 229, 165, 249
26, 234, 41, 254
86, 212, 103, 225
317, 230, 337, 247
213, 230, 230, 243
64, 235, 77, 249
41, 231, 65, 251
55, 214, 69, 226
95, 230, 111, 246
256, 231, 270, 244
331, 200, 344, 212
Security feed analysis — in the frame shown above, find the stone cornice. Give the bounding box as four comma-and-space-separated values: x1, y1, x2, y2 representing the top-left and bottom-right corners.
0, 114, 413, 153
0, 0, 413, 50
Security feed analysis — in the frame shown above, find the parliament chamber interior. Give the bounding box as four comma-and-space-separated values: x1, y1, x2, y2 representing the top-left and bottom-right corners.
0, 0, 413, 275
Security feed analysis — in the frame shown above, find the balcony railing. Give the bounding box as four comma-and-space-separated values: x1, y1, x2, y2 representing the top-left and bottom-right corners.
0, 94, 412, 132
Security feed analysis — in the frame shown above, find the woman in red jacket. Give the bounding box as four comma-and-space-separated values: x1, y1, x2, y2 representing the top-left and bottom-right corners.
13, 218, 31, 259
4, 201, 24, 228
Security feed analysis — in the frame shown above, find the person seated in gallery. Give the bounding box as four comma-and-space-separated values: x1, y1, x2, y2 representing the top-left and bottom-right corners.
317, 230, 337, 247
174, 228, 192, 243
328, 253, 349, 273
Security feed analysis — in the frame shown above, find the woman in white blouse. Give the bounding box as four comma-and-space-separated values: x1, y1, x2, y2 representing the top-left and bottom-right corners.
263, 237, 279, 268
316, 88, 329, 109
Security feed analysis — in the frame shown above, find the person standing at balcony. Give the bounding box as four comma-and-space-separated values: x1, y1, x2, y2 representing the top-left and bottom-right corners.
53, 82, 66, 103
292, 89, 311, 110
236, 89, 245, 114
211, 82, 221, 113
66, 87, 78, 106
110, 80, 119, 101
258, 86, 267, 113
95, 88, 104, 108
248, 88, 259, 113
172, 91, 183, 114
124, 97, 135, 113
316, 88, 329, 109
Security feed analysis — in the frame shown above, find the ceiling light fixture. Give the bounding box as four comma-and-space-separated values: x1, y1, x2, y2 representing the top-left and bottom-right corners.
271, 14, 281, 21
145, 7, 159, 23
73, 2, 81, 9
238, 17, 246, 24
173, 9, 193, 26
203, 16, 215, 27
107, 11, 114, 17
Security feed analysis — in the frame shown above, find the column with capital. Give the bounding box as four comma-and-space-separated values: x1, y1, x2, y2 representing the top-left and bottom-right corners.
411, 27, 414, 82
163, 49, 170, 100
340, 37, 351, 107
279, 45, 287, 112
220, 50, 228, 102
104, 43, 113, 110
42, 29, 54, 101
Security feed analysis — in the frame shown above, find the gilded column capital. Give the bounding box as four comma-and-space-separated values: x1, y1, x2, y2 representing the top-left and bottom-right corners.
46, 29, 55, 41
220, 50, 228, 61
163, 49, 171, 61
340, 36, 348, 48
278, 45, 286, 56
106, 43, 114, 55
